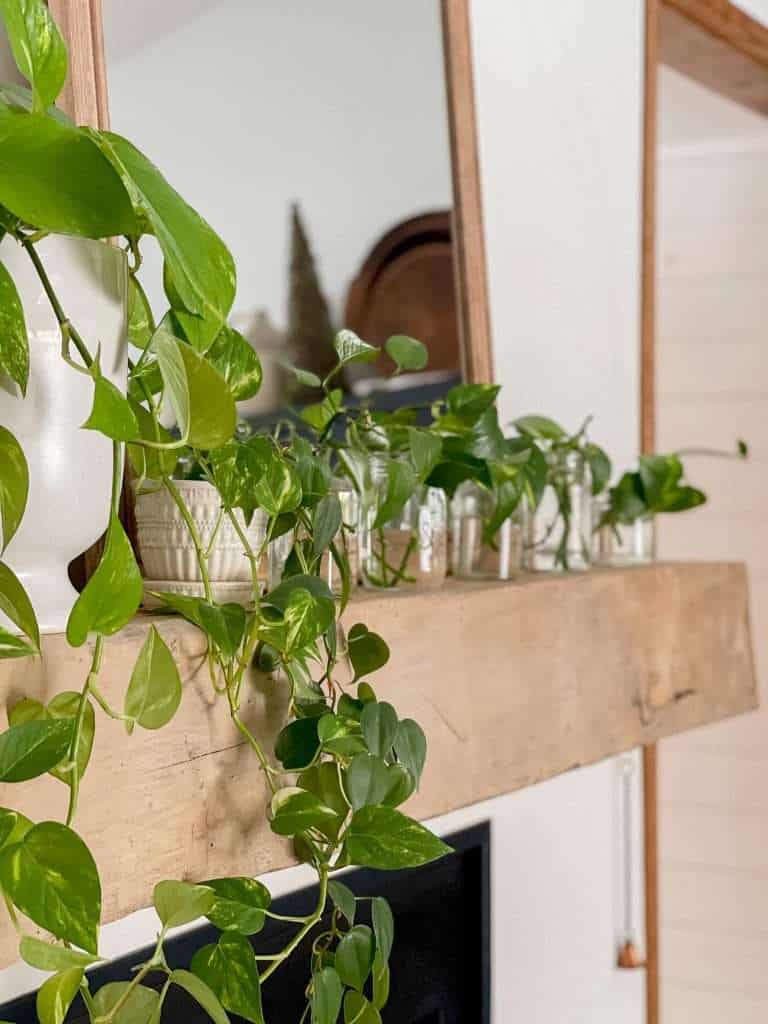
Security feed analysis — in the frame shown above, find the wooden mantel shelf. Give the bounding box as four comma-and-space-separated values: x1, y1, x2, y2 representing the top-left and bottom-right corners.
0, 562, 756, 965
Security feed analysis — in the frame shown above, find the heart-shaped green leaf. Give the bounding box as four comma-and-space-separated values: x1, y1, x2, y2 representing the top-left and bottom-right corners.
264, 574, 333, 612
252, 447, 302, 517
0, 426, 28, 552
513, 414, 566, 441
381, 763, 414, 808
343, 991, 381, 1024
336, 925, 374, 992
154, 880, 215, 929
36, 966, 83, 1024
153, 327, 236, 450
372, 951, 390, 1011
393, 719, 427, 788
0, 627, 35, 658
89, 131, 235, 333
0, 806, 32, 851
191, 932, 264, 1024
20, 936, 100, 972
384, 335, 427, 374
282, 589, 335, 653
0, 258, 28, 394
0, 821, 101, 952
270, 787, 341, 837
92, 982, 159, 1024
127, 276, 153, 349
372, 459, 416, 529
82, 373, 139, 442
275, 718, 320, 771
298, 763, 349, 838
170, 970, 229, 1024
46, 691, 95, 784
0, 560, 39, 650
0, 112, 137, 237
345, 753, 390, 811
311, 966, 343, 1024
0, 718, 72, 782
360, 702, 398, 759
124, 625, 182, 733
197, 602, 247, 659
316, 713, 366, 759
66, 511, 143, 647
312, 494, 342, 557
300, 388, 344, 435
0, 0, 67, 112
347, 624, 389, 681
327, 880, 356, 926
202, 877, 271, 935
207, 325, 262, 401
346, 807, 451, 871
407, 428, 442, 482
371, 897, 394, 962
333, 330, 379, 367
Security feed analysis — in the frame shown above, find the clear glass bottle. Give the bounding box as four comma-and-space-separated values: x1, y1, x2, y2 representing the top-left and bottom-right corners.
359, 458, 447, 590
450, 480, 523, 580
592, 495, 656, 566
524, 449, 592, 572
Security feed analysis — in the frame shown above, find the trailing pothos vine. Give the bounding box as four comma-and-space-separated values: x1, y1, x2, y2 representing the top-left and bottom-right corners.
0, 5, 450, 1024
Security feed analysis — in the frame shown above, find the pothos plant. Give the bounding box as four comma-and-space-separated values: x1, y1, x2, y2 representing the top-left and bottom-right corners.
292, 375, 550, 586
598, 442, 748, 532
0, 4, 450, 1024
512, 415, 611, 570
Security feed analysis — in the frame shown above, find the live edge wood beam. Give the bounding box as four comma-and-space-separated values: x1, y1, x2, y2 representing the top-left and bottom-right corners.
0, 563, 757, 966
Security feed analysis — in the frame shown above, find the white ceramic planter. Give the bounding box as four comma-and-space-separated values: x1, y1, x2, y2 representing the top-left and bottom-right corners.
135, 480, 267, 590
0, 236, 127, 634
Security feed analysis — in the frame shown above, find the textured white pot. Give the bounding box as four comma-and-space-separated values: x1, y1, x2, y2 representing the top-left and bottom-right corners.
0, 236, 128, 634
135, 480, 267, 584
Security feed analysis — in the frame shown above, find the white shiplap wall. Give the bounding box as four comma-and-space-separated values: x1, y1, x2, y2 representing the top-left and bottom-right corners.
657, 66, 768, 1023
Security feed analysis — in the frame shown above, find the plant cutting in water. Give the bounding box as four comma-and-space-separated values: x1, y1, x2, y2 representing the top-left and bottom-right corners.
0, 5, 450, 1024
512, 415, 612, 571
599, 443, 748, 531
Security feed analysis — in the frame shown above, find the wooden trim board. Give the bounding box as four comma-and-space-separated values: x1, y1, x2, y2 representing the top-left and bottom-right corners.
0, 565, 756, 967
441, 0, 495, 384
642, 2, 661, 1019
661, 2, 768, 115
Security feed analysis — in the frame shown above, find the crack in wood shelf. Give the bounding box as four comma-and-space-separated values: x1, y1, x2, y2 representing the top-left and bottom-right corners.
0, 562, 757, 966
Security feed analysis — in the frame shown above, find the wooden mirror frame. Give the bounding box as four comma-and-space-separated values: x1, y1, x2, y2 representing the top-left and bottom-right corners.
642, 3, 768, 1021
52, 0, 494, 581
51, 0, 494, 386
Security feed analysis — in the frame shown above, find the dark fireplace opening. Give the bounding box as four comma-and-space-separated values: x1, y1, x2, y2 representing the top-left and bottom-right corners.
3, 823, 490, 1024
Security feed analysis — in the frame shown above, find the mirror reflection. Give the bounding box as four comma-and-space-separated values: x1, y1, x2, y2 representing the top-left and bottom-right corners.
104, 0, 460, 424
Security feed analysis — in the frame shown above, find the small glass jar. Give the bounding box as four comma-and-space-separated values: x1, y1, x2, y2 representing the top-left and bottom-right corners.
359, 458, 447, 590
450, 480, 523, 580
524, 449, 592, 572
264, 480, 360, 596
592, 496, 656, 566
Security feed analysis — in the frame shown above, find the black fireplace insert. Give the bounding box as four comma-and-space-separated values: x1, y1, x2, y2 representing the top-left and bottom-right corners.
1, 822, 490, 1024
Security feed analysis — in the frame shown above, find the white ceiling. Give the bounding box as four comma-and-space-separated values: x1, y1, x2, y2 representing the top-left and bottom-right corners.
103, 0, 225, 63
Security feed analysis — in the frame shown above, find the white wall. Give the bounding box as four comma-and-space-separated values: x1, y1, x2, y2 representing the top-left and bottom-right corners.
469, 0, 646, 1019
471, 0, 643, 472
656, 66, 768, 1024
104, 0, 453, 328
734, 0, 768, 24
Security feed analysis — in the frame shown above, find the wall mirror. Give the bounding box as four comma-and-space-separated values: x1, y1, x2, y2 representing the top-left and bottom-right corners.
99, 0, 492, 428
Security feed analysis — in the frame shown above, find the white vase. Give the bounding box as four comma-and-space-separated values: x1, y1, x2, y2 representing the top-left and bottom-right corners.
135, 480, 268, 588
0, 236, 128, 634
